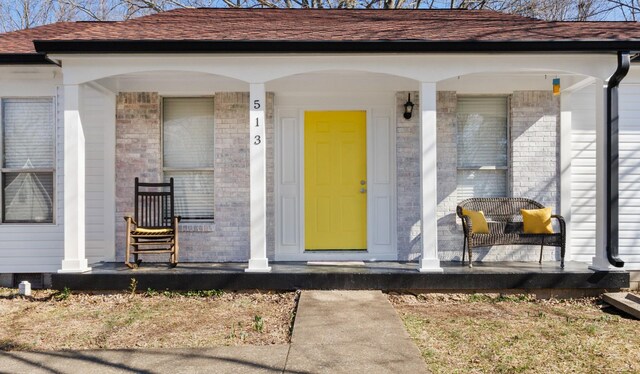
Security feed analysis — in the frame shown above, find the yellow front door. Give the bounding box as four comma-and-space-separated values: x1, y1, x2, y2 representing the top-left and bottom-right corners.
304, 111, 367, 250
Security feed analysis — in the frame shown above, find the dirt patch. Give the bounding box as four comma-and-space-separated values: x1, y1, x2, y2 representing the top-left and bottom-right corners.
389, 292, 640, 373
0, 288, 298, 351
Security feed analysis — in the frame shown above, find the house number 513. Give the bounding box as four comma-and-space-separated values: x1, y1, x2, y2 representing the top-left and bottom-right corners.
253, 99, 262, 145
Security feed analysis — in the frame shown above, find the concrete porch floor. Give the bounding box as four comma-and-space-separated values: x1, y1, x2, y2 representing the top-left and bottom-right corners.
51, 261, 629, 292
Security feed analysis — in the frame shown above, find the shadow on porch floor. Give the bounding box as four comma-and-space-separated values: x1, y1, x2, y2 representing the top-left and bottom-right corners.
51, 261, 629, 292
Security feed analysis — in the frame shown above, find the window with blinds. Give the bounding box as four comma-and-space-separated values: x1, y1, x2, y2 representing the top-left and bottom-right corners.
456, 97, 508, 200
163, 97, 215, 221
1, 98, 55, 223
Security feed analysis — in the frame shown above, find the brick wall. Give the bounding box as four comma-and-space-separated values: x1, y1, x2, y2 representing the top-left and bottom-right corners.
115, 92, 275, 262
116, 90, 559, 263
396, 91, 421, 260
396, 91, 460, 261
508, 90, 561, 262
396, 90, 560, 262
510, 91, 559, 208
435, 92, 461, 260
115, 93, 162, 261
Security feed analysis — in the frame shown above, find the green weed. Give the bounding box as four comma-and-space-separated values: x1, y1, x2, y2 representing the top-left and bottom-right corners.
468, 294, 492, 302
253, 315, 264, 333
128, 278, 138, 295
54, 287, 71, 301
183, 290, 224, 298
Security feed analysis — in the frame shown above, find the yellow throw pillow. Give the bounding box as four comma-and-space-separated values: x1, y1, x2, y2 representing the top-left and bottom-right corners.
462, 208, 489, 234
521, 207, 554, 234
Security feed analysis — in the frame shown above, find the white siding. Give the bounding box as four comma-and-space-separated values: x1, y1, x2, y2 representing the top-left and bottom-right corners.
82, 84, 116, 264
0, 74, 64, 273
0, 77, 116, 272
619, 84, 640, 270
571, 84, 597, 263
570, 83, 640, 269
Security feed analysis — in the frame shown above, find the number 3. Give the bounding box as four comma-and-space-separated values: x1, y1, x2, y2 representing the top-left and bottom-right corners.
254, 135, 261, 145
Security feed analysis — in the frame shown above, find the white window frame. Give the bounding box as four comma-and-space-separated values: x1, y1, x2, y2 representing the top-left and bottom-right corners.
456, 95, 511, 199
0, 96, 56, 224
161, 96, 215, 222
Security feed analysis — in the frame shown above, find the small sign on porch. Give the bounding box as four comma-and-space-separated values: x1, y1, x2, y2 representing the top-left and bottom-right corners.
553, 78, 560, 96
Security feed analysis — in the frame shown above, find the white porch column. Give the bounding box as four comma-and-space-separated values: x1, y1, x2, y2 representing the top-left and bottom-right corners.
59, 84, 90, 273
246, 83, 271, 272
560, 91, 572, 262
418, 82, 443, 273
591, 80, 611, 270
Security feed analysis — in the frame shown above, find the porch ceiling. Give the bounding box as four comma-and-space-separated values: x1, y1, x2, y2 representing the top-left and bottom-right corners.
439, 72, 590, 94
267, 70, 418, 94
95, 70, 247, 94
93, 70, 591, 96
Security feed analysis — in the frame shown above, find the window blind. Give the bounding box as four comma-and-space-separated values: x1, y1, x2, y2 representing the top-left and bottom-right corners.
1, 98, 54, 223
456, 97, 508, 200
164, 172, 214, 220
163, 98, 215, 169
163, 98, 215, 220
457, 97, 508, 168
457, 170, 507, 201
2, 98, 54, 169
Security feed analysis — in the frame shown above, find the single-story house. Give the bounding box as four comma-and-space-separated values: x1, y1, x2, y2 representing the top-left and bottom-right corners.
0, 8, 639, 277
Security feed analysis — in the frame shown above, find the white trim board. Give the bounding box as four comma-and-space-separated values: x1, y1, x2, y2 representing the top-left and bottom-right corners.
274, 94, 397, 261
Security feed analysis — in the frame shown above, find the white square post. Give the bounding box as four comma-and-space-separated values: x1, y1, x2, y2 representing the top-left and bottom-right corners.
591, 79, 612, 271
59, 84, 90, 273
560, 90, 572, 262
418, 82, 443, 273
246, 83, 271, 272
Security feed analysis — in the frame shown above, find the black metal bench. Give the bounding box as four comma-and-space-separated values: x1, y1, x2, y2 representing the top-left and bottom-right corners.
456, 197, 566, 268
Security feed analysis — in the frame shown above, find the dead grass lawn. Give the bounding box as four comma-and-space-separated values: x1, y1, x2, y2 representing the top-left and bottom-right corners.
390, 293, 640, 373
0, 288, 297, 351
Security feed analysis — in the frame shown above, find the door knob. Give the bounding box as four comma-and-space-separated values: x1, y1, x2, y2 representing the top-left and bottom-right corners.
360, 188, 367, 193
360, 180, 366, 185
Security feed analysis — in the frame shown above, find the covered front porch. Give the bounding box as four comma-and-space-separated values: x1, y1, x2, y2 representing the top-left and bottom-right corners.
53, 52, 629, 276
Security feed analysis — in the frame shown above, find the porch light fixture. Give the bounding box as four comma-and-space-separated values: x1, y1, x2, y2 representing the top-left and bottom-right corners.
403, 93, 414, 120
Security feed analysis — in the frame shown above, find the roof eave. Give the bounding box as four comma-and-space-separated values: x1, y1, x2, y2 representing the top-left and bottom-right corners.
33, 39, 640, 54
0, 53, 59, 65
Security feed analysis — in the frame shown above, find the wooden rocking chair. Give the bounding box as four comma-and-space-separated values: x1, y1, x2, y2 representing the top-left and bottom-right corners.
124, 178, 181, 269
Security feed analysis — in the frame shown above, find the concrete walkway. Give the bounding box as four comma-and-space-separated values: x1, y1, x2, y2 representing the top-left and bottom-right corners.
0, 291, 428, 373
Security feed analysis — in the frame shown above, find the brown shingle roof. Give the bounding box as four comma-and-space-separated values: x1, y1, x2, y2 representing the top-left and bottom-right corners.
0, 22, 102, 53
32, 8, 640, 42
3, 8, 640, 59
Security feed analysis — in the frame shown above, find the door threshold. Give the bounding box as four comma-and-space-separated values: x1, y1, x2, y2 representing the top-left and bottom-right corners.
305, 249, 367, 252
307, 261, 366, 266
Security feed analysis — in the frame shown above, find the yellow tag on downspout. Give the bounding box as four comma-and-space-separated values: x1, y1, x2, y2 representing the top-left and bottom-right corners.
553, 78, 560, 96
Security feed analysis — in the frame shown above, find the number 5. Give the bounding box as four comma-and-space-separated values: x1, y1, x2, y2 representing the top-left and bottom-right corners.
253, 100, 261, 109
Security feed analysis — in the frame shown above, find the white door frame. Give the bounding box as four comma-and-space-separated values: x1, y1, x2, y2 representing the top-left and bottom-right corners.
274, 94, 397, 261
